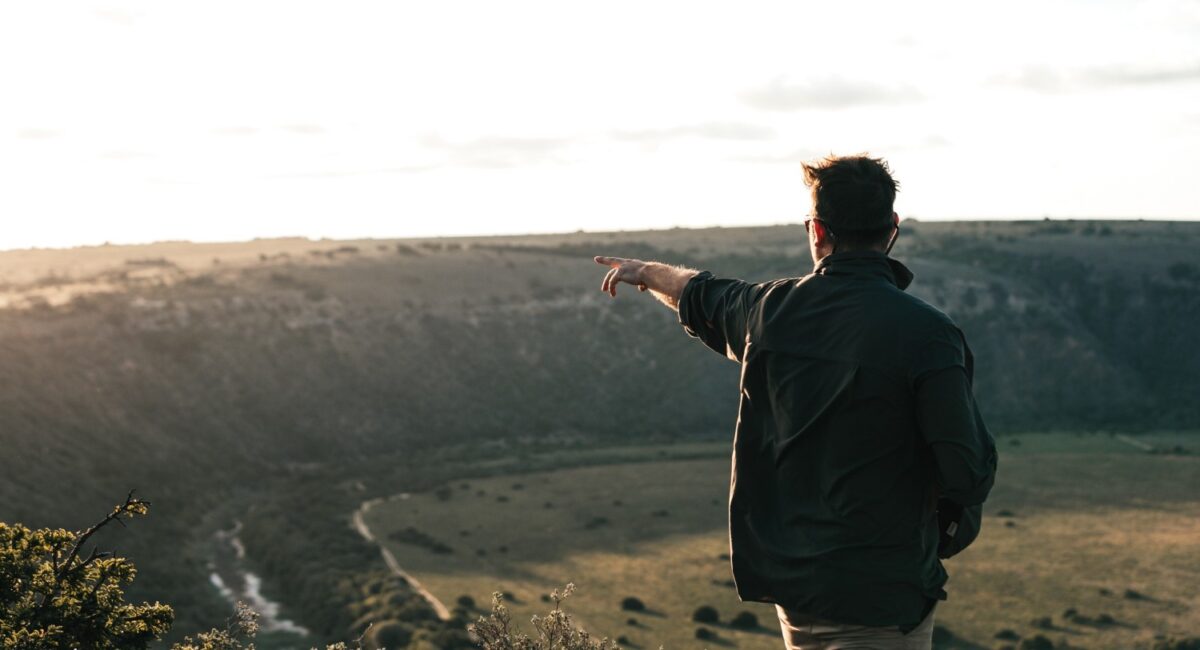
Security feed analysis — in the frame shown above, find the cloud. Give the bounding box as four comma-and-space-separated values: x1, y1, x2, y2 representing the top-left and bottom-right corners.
419, 134, 572, 168
100, 150, 154, 160
282, 124, 325, 135
734, 136, 947, 165
612, 122, 775, 144
17, 128, 59, 140
264, 165, 438, 179
998, 63, 1200, 92
733, 148, 828, 165
741, 77, 923, 111
212, 126, 259, 136
1083, 63, 1200, 86
95, 8, 137, 25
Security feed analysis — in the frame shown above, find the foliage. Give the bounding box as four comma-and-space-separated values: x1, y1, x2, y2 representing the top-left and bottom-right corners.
618, 598, 644, 612
0, 496, 394, 650
728, 611, 758, 629
168, 601, 366, 650
690, 605, 718, 624
169, 602, 259, 650
0, 492, 174, 649
1018, 635, 1055, 650
469, 585, 620, 650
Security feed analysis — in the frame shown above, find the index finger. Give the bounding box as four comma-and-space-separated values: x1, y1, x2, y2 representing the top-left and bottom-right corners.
594, 255, 625, 267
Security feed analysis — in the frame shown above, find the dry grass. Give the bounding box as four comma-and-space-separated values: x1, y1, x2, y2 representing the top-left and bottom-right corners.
366, 433, 1200, 649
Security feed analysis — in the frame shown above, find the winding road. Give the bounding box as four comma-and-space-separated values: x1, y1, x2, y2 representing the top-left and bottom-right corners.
352, 496, 452, 621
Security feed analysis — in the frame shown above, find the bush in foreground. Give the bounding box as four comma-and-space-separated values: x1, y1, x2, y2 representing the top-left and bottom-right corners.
0, 493, 378, 650
469, 584, 619, 650
0, 493, 174, 649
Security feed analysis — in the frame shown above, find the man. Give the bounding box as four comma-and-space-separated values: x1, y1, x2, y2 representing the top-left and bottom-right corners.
594, 155, 997, 650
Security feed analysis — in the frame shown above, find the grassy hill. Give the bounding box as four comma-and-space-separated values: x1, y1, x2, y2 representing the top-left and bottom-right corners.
0, 220, 1197, 646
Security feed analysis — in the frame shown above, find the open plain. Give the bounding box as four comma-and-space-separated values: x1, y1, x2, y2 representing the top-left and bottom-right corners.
366, 433, 1200, 650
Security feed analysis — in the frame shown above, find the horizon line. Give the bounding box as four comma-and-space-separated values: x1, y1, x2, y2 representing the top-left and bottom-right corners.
2, 216, 1198, 255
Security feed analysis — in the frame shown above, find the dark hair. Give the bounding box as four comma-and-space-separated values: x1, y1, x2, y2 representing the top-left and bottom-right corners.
802, 154, 898, 250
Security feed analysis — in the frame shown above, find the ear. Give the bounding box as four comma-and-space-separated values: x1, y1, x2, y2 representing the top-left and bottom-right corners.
812, 219, 832, 244
892, 211, 900, 227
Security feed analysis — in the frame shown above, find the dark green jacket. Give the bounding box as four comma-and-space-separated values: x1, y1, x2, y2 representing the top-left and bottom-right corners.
678, 251, 997, 628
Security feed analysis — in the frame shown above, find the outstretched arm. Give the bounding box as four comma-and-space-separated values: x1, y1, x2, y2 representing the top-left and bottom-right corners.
594, 256, 698, 311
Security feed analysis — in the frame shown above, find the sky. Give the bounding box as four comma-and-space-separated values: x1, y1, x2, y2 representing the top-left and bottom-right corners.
2, 1, 1199, 250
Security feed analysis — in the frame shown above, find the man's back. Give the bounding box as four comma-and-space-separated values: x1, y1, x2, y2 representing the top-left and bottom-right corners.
678, 250, 997, 629
595, 154, 998, 649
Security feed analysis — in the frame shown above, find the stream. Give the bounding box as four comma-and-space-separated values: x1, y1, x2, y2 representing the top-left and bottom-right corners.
209, 521, 311, 639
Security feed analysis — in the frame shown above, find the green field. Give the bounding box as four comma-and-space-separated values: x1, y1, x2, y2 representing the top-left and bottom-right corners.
364, 433, 1200, 650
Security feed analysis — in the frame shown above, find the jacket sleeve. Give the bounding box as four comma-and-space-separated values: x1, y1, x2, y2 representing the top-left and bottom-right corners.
914, 336, 998, 507
677, 271, 770, 363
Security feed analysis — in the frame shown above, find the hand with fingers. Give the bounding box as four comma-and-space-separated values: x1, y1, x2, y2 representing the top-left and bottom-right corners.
594, 256, 648, 297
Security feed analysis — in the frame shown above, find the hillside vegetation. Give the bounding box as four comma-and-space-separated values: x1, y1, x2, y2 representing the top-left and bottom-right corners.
0, 221, 1197, 645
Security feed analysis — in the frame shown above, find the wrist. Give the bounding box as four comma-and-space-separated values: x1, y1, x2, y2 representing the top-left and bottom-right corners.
633, 261, 653, 286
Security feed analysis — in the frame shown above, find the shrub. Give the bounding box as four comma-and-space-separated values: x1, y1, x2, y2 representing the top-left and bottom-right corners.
458, 595, 477, 609
1154, 637, 1200, 650
370, 620, 414, 649
469, 585, 620, 650
0, 494, 174, 649
692, 605, 719, 624
1019, 635, 1054, 650
0, 494, 367, 650
388, 527, 453, 554
994, 629, 1020, 641
695, 627, 716, 641
1168, 262, 1199, 283
729, 611, 758, 629
620, 597, 646, 612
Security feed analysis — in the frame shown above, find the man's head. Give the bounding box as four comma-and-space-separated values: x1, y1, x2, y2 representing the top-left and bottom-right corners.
802, 154, 900, 264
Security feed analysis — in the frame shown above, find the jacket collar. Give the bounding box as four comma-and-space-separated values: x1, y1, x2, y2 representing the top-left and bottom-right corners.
813, 251, 914, 290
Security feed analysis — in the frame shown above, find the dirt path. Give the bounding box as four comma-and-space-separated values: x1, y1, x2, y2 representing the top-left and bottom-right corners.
352, 497, 452, 621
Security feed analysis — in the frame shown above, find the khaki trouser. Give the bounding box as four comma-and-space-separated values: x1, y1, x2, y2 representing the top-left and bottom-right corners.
775, 604, 935, 650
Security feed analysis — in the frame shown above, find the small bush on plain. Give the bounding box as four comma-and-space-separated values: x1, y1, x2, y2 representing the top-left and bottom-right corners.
619, 597, 645, 612
729, 611, 758, 630
691, 606, 718, 624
